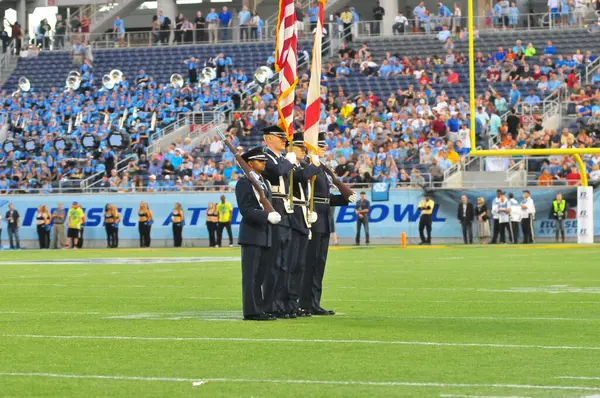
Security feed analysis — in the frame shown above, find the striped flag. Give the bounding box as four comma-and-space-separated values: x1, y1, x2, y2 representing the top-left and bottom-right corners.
275, 0, 298, 140
303, 0, 326, 153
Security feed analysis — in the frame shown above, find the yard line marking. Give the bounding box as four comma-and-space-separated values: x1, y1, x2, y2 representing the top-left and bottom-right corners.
0, 372, 599, 391
3, 334, 600, 351
1, 311, 599, 322
440, 395, 532, 398
557, 376, 600, 380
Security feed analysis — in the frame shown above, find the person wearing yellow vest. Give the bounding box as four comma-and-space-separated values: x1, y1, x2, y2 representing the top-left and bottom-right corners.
552, 193, 567, 243
67, 202, 85, 249
216, 195, 233, 247
418, 193, 435, 245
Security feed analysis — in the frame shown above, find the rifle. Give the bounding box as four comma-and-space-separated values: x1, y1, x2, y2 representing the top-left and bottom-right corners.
216, 127, 275, 213
320, 163, 355, 200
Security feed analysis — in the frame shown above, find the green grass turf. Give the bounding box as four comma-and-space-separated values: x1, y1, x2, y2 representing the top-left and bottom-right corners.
1, 245, 600, 397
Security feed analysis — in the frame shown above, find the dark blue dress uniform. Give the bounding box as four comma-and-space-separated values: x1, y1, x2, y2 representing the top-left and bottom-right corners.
300, 135, 348, 315
285, 139, 319, 315
235, 148, 274, 320
260, 126, 319, 316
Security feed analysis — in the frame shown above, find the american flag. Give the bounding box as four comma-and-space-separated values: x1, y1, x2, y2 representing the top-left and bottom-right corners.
275, 0, 298, 140
303, 0, 326, 153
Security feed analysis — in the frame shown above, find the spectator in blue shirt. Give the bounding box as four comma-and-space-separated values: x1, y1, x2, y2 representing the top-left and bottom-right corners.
509, 84, 521, 106
524, 90, 541, 108
206, 8, 219, 43
336, 62, 350, 78
219, 6, 232, 41
308, 2, 319, 31
544, 40, 556, 55
113, 16, 125, 47
438, 25, 451, 42
379, 59, 393, 77
592, 70, 600, 84
238, 6, 251, 41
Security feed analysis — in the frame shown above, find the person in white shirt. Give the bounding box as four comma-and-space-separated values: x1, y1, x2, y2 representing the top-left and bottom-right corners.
490, 189, 502, 243
393, 11, 408, 34
497, 191, 513, 243
209, 136, 224, 154
508, 192, 521, 244
520, 190, 535, 243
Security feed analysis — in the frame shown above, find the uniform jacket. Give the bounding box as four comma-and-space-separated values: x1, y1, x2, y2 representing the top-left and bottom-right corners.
311, 166, 347, 234
262, 147, 294, 227
290, 159, 320, 235
235, 175, 272, 248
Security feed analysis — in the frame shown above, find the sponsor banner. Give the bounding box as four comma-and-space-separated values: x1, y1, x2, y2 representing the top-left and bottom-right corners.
577, 186, 594, 244
0, 188, 597, 241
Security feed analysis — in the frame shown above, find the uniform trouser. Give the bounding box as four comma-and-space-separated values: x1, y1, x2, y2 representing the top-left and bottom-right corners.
173, 223, 183, 247
521, 215, 534, 243
461, 221, 473, 244
499, 222, 512, 243
355, 217, 369, 243
241, 244, 269, 317
217, 222, 233, 246
555, 219, 565, 241
8, 225, 20, 249
37, 225, 49, 249
300, 231, 330, 311
52, 224, 65, 249
139, 223, 151, 247
511, 221, 520, 244
491, 218, 500, 243
77, 228, 84, 249
419, 214, 432, 243
262, 224, 291, 313
284, 230, 309, 314
206, 222, 217, 247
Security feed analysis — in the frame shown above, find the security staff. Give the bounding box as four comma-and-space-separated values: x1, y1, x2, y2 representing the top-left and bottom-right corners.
418, 193, 435, 245
490, 189, 502, 244
508, 192, 521, 244
552, 192, 567, 243
457, 195, 474, 244
236, 147, 282, 321
300, 132, 355, 316
520, 190, 535, 244
497, 191, 512, 243
355, 192, 370, 245
260, 125, 298, 317
285, 132, 320, 317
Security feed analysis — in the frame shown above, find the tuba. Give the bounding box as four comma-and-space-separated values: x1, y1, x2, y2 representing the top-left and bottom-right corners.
102, 74, 115, 90
254, 66, 274, 84
12, 77, 31, 96
198, 67, 217, 86
170, 73, 184, 89
109, 69, 123, 83
65, 71, 81, 91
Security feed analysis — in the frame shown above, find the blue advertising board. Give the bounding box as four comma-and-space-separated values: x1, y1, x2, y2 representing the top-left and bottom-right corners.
0, 188, 597, 242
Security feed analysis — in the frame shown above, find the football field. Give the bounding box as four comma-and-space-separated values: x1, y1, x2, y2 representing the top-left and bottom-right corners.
1, 245, 600, 397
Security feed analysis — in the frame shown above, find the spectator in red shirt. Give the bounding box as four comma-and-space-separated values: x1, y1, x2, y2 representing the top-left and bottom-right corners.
431, 115, 447, 137
486, 66, 500, 82
419, 72, 431, 85
447, 69, 459, 84
566, 166, 581, 186
567, 71, 579, 89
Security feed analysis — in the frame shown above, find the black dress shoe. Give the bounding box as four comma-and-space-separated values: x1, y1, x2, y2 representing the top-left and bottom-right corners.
296, 308, 312, 317
312, 308, 335, 316
244, 313, 276, 321
273, 311, 290, 319
288, 312, 297, 319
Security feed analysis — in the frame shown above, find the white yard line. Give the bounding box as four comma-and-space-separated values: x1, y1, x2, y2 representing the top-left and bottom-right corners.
557, 376, 600, 380
3, 334, 600, 351
0, 372, 598, 391
440, 395, 532, 398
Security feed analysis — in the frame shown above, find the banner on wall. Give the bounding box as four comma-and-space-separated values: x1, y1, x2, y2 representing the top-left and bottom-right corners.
0, 188, 597, 241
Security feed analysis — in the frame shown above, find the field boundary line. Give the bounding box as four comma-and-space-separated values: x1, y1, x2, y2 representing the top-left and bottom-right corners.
0, 372, 599, 391
3, 334, 600, 351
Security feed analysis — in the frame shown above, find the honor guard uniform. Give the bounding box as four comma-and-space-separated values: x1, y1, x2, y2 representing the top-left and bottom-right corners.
236, 147, 282, 321
285, 132, 320, 317
300, 132, 355, 316
260, 125, 299, 317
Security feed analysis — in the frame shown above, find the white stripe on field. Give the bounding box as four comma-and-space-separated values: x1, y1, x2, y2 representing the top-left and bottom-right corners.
3, 334, 600, 351
0, 372, 599, 391
1, 311, 599, 323
440, 395, 532, 398
557, 376, 600, 380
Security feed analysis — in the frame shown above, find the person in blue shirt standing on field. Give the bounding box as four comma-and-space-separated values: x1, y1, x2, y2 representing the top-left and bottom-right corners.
113, 16, 125, 47
219, 6, 232, 41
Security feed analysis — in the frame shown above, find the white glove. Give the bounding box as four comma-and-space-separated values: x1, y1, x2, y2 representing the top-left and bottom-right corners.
348, 193, 357, 203
307, 211, 318, 223
310, 154, 320, 166
285, 152, 297, 164
267, 212, 282, 224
